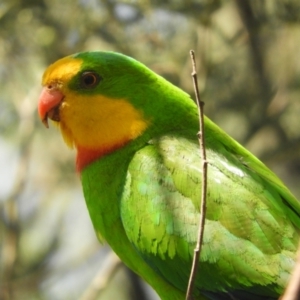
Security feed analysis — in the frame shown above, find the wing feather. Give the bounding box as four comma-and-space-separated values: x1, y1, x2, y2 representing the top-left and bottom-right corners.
120, 132, 299, 297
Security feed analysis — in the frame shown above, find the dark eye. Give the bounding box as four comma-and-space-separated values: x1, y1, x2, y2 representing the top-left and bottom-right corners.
80, 72, 101, 88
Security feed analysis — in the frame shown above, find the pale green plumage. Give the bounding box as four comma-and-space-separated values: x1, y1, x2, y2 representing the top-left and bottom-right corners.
81, 121, 299, 299
122, 132, 298, 298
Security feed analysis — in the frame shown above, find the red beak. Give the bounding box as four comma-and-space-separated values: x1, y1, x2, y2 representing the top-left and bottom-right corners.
38, 86, 64, 128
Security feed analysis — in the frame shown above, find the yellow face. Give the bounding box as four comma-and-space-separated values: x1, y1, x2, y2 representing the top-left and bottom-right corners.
42, 56, 82, 90
58, 92, 150, 150
42, 56, 150, 151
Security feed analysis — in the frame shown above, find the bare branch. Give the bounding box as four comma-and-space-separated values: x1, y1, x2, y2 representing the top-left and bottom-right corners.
79, 252, 122, 300
281, 250, 300, 300
185, 50, 208, 300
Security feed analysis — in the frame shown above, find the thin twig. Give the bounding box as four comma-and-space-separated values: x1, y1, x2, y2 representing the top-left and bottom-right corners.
185, 50, 208, 300
281, 249, 300, 300
79, 251, 122, 300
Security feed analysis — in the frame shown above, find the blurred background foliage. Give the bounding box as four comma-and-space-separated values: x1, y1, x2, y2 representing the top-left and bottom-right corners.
1, 0, 300, 299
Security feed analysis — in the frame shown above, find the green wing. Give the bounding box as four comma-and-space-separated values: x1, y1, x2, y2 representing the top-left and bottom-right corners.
120, 128, 300, 299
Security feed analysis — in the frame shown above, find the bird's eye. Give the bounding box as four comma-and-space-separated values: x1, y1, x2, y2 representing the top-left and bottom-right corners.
80, 72, 101, 88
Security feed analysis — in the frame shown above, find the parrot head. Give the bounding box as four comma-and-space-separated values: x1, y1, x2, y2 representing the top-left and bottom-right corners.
38, 52, 154, 171
38, 51, 196, 171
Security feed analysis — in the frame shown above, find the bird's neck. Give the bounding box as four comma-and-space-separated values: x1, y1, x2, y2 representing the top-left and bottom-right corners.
76, 128, 153, 172
76, 142, 129, 172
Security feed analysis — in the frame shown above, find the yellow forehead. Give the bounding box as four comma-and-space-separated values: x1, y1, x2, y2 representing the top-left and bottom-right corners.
42, 56, 83, 85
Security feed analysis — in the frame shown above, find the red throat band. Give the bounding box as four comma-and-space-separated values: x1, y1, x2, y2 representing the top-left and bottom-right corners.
76, 142, 128, 172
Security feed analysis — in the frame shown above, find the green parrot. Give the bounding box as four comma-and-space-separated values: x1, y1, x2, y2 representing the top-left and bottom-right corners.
38, 51, 300, 300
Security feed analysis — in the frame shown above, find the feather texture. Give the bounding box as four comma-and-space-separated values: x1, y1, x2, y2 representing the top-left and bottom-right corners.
39, 51, 300, 300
